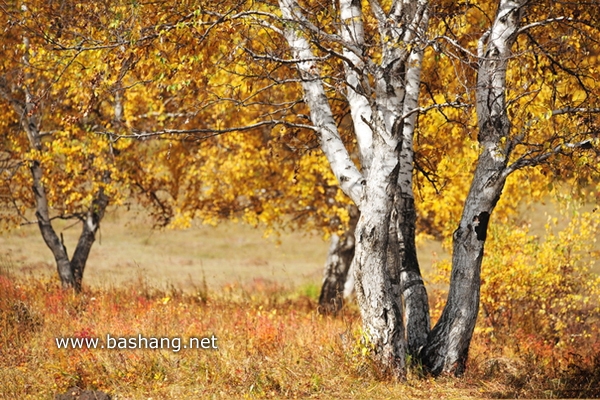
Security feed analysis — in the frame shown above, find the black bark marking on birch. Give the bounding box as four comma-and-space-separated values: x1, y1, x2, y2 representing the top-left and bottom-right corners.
389, 163, 401, 189
402, 278, 423, 293
474, 211, 490, 241
453, 227, 461, 240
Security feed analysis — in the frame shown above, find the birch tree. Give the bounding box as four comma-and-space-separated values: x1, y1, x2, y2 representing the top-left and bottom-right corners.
0, 2, 120, 291
277, 0, 432, 374
229, 0, 600, 376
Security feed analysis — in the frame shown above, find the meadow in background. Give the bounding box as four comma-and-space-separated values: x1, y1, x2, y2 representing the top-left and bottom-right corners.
1, 199, 599, 399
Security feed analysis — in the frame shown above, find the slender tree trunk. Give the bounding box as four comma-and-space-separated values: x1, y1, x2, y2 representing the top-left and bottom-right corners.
421, 163, 505, 375
71, 188, 109, 291
22, 85, 78, 288
31, 159, 75, 288
318, 207, 358, 314
421, 0, 526, 375
395, 193, 430, 356
395, 23, 431, 356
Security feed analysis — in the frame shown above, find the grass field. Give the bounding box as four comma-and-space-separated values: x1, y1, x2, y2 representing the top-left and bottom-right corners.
2, 196, 598, 290
1, 266, 598, 399
0, 208, 330, 290
1, 203, 599, 399
0, 207, 448, 291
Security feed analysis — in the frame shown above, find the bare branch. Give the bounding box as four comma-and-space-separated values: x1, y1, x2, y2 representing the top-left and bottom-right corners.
504, 138, 596, 177
436, 35, 480, 60
553, 107, 600, 116
18, 212, 85, 226
98, 119, 317, 140
244, 47, 331, 64
517, 16, 573, 34
401, 101, 471, 123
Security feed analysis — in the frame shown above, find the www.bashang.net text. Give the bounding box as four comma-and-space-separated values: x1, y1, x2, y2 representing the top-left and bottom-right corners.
55, 334, 218, 353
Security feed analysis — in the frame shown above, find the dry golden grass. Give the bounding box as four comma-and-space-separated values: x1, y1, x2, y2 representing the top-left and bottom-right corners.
1, 272, 599, 399
0, 209, 332, 290
0, 206, 448, 290
1, 203, 598, 399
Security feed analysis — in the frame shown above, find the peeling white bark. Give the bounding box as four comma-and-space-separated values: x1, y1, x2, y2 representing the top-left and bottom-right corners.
279, 0, 364, 204
278, 0, 431, 375
339, 0, 373, 174
352, 135, 406, 374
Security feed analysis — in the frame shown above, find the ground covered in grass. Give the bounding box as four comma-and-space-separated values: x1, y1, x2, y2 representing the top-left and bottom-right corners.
1, 274, 599, 399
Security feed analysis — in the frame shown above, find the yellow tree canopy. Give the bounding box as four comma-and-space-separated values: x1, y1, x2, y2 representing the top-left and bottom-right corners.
1, 0, 598, 239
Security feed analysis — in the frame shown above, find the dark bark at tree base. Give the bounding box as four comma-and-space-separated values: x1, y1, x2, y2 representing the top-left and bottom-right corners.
70, 190, 109, 292
318, 207, 358, 314
419, 119, 509, 376
420, 222, 486, 376
317, 234, 353, 314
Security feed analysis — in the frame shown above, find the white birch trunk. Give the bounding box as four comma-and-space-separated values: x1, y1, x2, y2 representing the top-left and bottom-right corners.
279, 0, 364, 205
339, 0, 373, 174
279, 0, 431, 375
422, 0, 527, 375
352, 131, 406, 374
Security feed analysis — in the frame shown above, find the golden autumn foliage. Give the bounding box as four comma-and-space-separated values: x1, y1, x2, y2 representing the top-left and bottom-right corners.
0, 0, 599, 391
2, 0, 598, 238
121, 0, 600, 245
0, 1, 141, 225
414, 0, 600, 239
429, 197, 600, 359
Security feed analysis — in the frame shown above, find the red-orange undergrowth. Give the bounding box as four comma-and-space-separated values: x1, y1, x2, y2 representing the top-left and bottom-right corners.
1, 270, 598, 399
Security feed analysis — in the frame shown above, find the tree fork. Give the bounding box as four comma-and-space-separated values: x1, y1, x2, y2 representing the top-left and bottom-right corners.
71, 188, 109, 292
